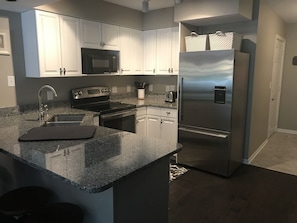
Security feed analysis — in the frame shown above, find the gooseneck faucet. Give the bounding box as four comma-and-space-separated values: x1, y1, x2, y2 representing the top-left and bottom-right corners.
38, 85, 58, 121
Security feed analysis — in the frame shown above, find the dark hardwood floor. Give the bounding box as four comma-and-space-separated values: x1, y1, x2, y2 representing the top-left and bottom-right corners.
169, 164, 297, 223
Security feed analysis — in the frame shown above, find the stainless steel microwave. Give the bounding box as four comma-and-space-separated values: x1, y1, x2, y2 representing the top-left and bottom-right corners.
81, 48, 119, 75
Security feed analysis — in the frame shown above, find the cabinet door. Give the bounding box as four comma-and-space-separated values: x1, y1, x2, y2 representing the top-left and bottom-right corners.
156, 28, 172, 75
160, 118, 178, 144
136, 115, 147, 136
130, 29, 143, 74
119, 27, 131, 74
143, 30, 157, 74
36, 10, 62, 77
66, 145, 85, 181
60, 15, 82, 76
45, 150, 66, 177
80, 19, 102, 49
101, 23, 119, 50
147, 115, 161, 139
171, 26, 179, 75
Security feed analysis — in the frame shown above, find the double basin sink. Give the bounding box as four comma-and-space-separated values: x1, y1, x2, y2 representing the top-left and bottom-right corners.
43, 114, 85, 127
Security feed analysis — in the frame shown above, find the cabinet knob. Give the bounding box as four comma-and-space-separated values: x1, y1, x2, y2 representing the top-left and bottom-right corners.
166, 111, 171, 115
100, 41, 106, 46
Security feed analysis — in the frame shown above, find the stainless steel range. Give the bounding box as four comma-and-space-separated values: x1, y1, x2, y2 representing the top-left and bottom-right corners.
71, 86, 136, 133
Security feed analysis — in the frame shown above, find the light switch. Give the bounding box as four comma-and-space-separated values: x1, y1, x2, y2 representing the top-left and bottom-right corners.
149, 84, 153, 92
127, 85, 131, 92
112, 86, 117, 93
7, 76, 15, 87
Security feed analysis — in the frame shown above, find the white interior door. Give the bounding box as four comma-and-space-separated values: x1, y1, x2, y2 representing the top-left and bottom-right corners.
268, 35, 286, 138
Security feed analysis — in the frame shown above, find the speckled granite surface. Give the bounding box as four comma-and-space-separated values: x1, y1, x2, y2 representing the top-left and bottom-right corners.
0, 100, 181, 193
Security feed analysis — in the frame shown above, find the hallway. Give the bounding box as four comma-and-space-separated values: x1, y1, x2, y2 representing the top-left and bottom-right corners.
250, 132, 297, 176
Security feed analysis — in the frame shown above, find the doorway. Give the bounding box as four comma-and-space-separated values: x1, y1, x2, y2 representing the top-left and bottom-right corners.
267, 35, 286, 138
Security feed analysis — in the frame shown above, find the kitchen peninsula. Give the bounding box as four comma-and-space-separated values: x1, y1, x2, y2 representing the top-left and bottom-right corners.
0, 106, 181, 223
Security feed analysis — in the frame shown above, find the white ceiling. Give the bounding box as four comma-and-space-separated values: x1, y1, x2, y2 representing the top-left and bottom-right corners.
0, 0, 297, 24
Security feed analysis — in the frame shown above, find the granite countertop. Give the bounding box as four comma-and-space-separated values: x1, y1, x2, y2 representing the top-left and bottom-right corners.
0, 104, 181, 193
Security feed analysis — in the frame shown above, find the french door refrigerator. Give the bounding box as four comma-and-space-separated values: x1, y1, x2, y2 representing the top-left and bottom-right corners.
177, 50, 249, 176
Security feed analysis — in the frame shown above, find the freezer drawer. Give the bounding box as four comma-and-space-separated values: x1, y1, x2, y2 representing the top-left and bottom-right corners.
177, 127, 231, 176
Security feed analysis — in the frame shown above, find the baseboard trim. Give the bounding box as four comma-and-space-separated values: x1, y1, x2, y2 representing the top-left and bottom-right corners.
244, 139, 268, 164
277, 128, 297, 135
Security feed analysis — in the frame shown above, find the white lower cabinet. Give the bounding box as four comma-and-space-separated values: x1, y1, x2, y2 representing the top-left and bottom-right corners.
45, 144, 85, 181
137, 107, 177, 144
136, 107, 147, 136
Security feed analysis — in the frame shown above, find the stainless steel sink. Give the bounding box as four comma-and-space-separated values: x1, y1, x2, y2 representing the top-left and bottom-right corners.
43, 114, 85, 127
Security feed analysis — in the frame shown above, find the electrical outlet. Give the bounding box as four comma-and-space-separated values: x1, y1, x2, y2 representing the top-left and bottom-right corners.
149, 84, 153, 92
127, 85, 131, 92
7, 76, 15, 87
112, 86, 117, 93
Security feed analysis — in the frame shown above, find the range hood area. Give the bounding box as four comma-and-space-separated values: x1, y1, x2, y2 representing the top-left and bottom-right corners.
174, 0, 254, 26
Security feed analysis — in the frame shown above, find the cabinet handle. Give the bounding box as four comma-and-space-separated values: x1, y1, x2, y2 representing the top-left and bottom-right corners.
160, 119, 163, 124
168, 68, 171, 73
166, 111, 171, 115
60, 68, 63, 76
100, 41, 106, 47
63, 68, 66, 75
171, 68, 173, 73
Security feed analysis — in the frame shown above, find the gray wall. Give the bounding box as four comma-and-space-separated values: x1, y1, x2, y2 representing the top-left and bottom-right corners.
248, 1, 285, 159
0, 15, 17, 108
278, 23, 297, 131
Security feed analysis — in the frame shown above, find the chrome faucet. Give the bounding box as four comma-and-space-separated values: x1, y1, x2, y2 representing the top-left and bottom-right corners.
38, 85, 58, 121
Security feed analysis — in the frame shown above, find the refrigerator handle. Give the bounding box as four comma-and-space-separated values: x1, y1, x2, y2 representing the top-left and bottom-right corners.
179, 127, 229, 139
179, 77, 184, 122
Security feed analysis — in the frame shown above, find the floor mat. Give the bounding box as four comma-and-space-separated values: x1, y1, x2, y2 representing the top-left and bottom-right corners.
169, 164, 188, 182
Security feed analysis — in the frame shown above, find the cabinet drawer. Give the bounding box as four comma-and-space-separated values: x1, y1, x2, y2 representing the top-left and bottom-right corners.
147, 107, 161, 116
160, 108, 177, 118
136, 107, 147, 116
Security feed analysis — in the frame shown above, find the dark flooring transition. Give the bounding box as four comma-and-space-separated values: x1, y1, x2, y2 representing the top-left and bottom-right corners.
169, 164, 297, 223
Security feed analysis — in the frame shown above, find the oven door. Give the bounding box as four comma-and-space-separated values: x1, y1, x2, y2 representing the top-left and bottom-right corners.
100, 109, 136, 133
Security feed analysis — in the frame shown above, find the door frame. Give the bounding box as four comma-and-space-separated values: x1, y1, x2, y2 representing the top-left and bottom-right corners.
267, 34, 286, 138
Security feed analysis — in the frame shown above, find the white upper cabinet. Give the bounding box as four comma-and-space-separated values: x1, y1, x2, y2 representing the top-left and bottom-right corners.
171, 27, 180, 75
143, 30, 157, 75
80, 19, 120, 50
144, 27, 179, 75
101, 23, 120, 50
59, 15, 82, 76
21, 10, 81, 77
156, 27, 179, 75
119, 27, 143, 75
80, 19, 102, 49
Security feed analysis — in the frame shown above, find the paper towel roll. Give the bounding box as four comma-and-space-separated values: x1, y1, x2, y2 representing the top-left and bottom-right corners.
138, 89, 145, 100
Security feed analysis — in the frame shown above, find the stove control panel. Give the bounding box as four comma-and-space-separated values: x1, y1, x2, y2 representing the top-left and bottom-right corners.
72, 86, 111, 100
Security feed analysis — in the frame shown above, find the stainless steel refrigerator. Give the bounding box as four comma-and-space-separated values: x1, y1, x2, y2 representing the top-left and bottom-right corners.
177, 50, 249, 177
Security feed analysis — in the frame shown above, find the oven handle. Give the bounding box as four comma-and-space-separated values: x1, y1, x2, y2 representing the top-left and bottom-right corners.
100, 109, 136, 121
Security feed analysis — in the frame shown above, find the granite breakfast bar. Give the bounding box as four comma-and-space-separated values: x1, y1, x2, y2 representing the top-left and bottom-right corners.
0, 106, 182, 223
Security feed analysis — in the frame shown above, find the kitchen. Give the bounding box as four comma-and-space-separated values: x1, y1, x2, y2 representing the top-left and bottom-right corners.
0, 0, 297, 222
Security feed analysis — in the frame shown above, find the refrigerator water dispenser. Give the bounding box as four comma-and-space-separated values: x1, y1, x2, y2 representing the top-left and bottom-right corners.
214, 86, 226, 104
